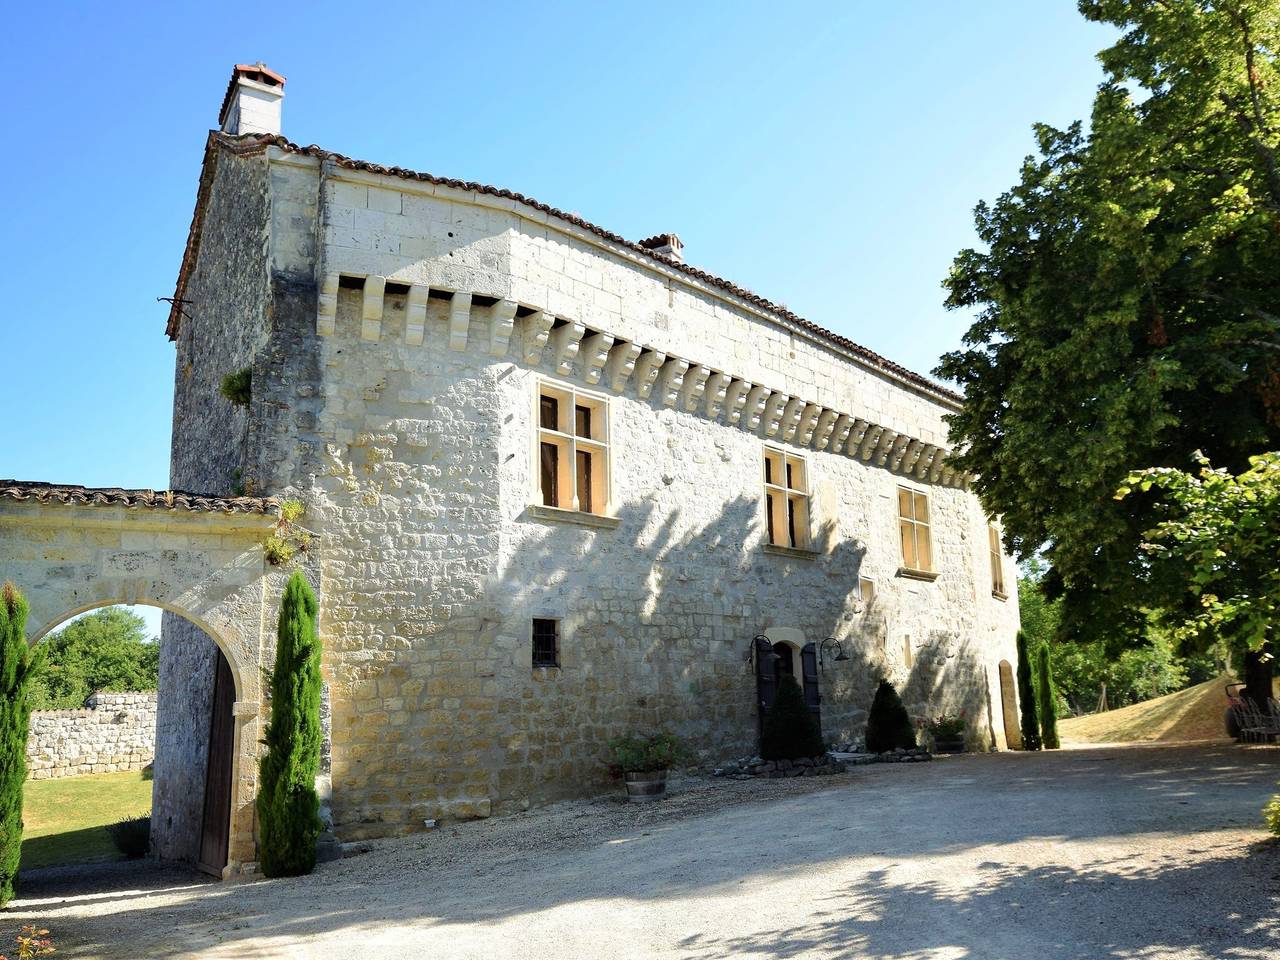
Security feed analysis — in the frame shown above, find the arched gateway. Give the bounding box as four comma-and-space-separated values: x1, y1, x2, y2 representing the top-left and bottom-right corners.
0, 481, 280, 875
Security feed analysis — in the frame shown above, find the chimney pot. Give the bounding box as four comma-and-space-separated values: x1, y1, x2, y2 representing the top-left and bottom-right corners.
638, 232, 684, 265
219, 62, 286, 136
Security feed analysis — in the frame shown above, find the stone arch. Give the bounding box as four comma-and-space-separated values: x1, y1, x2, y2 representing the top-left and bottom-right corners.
0, 483, 279, 874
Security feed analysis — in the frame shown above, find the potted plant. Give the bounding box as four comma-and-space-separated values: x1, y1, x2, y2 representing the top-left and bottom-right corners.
923, 713, 966, 754
606, 733, 683, 801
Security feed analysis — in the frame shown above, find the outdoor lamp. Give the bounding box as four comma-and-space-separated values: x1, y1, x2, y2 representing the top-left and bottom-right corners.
746, 634, 781, 670
819, 637, 850, 671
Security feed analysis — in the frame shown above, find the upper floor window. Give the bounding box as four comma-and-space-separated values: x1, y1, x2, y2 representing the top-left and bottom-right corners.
989, 525, 1007, 598
763, 446, 810, 550
897, 486, 934, 574
537, 381, 609, 515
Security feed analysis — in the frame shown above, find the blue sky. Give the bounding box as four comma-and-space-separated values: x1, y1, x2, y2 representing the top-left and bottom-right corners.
4, 2, 1115, 634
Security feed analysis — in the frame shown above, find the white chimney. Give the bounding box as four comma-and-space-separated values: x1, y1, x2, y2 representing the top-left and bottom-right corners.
638, 232, 684, 264
218, 63, 286, 136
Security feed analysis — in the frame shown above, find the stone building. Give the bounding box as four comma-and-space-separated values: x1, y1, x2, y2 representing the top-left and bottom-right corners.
9, 62, 1024, 872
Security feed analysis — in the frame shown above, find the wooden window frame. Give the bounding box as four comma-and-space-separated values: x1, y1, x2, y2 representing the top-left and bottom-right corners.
532, 617, 560, 668
763, 445, 812, 551
897, 485, 935, 577
989, 525, 1007, 599
534, 379, 611, 517
858, 576, 875, 612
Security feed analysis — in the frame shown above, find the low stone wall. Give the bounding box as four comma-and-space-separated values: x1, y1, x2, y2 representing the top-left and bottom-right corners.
27, 692, 157, 780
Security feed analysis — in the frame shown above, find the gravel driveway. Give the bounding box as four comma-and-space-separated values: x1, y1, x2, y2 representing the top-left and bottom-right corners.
9, 743, 1279, 959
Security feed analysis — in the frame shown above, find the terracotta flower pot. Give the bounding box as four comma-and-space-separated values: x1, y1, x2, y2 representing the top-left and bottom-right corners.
623, 769, 668, 801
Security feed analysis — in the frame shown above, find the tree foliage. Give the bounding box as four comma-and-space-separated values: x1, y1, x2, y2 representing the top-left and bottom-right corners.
256, 570, 324, 878
0, 584, 43, 906
865, 679, 916, 754
938, 0, 1280, 647
29, 608, 159, 711
760, 675, 825, 761
1016, 631, 1041, 751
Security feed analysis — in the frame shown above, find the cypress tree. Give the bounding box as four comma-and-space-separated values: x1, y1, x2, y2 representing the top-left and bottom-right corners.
1038, 644, 1060, 749
256, 570, 324, 878
760, 674, 825, 760
1016, 630, 1041, 751
865, 679, 916, 753
0, 583, 43, 906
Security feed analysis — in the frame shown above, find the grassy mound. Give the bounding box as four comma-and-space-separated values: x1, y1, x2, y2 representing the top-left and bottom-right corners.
1059, 674, 1235, 745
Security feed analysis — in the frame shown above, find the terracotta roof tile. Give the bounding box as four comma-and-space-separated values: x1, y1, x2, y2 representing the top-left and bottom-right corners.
0, 481, 278, 515
169, 133, 961, 405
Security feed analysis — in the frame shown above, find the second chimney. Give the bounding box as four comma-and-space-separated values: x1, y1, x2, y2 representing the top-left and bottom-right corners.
219, 63, 286, 136
638, 233, 684, 265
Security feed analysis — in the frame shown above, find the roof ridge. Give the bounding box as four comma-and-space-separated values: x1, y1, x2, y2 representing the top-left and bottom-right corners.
0, 481, 278, 514
170, 132, 962, 405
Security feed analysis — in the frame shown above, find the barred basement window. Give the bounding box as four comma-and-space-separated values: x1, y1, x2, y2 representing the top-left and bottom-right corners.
532, 618, 559, 668
763, 446, 810, 550
537, 381, 610, 515
897, 486, 933, 574
989, 525, 1007, 598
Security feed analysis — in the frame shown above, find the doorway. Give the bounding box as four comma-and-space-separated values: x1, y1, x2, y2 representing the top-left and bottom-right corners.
998, 660, 1022, 749
197, 649, 236, 876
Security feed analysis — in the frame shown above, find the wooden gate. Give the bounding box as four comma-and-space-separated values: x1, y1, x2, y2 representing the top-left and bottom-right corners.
197, 650, 236, 876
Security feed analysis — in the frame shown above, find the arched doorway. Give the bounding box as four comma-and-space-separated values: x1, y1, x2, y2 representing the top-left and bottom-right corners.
754, 629, 822, 741
998, 660, 1022, 749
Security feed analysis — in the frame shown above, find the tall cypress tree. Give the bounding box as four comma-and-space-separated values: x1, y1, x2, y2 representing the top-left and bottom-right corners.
1015, 630, 1041, 751
865, 679, 916, 753
1038, 644, 1060, 750
760, 674, 824, 761
256, 570, 323, 878
0, 583, 43, 906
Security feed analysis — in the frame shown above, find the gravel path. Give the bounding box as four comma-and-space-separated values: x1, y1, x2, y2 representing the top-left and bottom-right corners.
8, 742, 1279, 959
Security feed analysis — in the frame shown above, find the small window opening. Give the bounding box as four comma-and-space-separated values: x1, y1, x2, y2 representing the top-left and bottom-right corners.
532, 618, 559, 668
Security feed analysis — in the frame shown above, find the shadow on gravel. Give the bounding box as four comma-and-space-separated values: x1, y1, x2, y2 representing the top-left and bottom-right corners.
9, 743, 1280, 960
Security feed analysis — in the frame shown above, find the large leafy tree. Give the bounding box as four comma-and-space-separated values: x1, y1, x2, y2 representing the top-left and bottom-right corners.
30, 608, 159, 710
938, 0, 1280, 650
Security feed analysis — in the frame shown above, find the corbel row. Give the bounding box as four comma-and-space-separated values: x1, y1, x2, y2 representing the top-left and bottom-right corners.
315, 274, 967, 487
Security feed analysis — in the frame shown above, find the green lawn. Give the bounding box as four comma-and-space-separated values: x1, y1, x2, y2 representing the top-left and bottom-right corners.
21, 770, 152, 870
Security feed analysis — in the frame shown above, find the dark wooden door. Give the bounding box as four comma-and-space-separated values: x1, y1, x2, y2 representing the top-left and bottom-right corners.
197, 650, 236, 876
801, 642, 822, 739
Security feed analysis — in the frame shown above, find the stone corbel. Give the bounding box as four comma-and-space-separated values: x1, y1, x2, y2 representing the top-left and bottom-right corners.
579, 331, 615, 385
763, 392, 790, 437
405, 284, 429, 346
489, 299, 517, 357
829, 415, 854, 454
745, 385, 772, 430
929, 452, 948, 484
779, 398, 806, 442
900, 439, 924, 473
859, 425, 886, 461
548, 321, 586, 375
680, 365, 712, 412
796, 404, 823, 446
880, 433, 909, 468
812, 409, 838, 450
317, 273, 339, 337
634, 350, 667, 400
657, 358, 691, 407
362, 276, 386, 342
704, 372, 730, 419
605, 340, 642, 392
914, 444, 938, 480
724, 379, 753, 424
523, 311, 555, 364
847, 419, 871, 455
448, 292, 473, 351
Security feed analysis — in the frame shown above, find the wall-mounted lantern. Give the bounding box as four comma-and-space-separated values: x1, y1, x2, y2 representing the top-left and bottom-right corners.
746, 634, 781, 671
819, 637, 850, 672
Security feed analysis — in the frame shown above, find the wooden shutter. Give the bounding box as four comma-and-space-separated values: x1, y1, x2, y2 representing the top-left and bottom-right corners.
801, 642, 822, 739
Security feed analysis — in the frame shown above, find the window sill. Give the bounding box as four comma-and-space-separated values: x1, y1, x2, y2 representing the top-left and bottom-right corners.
896, 566, 939, 582
992, 590, 1009, 602
525, 503, 621, 530
763, 543, 818, 561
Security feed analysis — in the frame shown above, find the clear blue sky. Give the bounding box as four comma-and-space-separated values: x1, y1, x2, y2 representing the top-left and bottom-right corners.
4, 1, 1115, 496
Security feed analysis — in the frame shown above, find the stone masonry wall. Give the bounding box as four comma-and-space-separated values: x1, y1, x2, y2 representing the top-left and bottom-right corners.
27, 692, 156, 780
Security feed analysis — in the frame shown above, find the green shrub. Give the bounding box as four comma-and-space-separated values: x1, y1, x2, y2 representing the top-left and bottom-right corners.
605, 733, 683, 776
1264, 792, 1280, 837
106, 815, 150, 858
1016, 630, 1041, 751
1038, 645, 1060, 749
219, 367, 252, 407
256, 570, 324, 878
761, 674, 825, 760
0, 583, 43, 906
865, 679, 916, 753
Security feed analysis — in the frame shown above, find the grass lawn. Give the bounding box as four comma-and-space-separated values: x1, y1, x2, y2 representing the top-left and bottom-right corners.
21, 769, 152, 870
1059, 673, 1236, 745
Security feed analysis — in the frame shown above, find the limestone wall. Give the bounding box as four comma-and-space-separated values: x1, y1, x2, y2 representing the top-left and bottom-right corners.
27, 692, 156, 780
